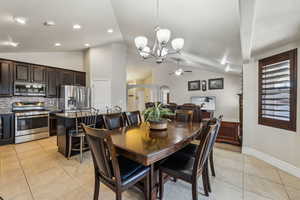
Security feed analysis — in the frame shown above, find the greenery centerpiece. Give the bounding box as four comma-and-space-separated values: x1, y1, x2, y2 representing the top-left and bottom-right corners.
142, 103, 174, 130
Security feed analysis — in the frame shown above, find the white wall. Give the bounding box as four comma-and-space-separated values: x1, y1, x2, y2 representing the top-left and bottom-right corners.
0, 51, 84, 71
85, 43, 127, 110
152, 64, 241, 122
243, 41, 300, 170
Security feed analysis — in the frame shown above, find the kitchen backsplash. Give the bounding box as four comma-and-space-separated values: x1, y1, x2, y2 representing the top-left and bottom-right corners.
0, 97, 58, 111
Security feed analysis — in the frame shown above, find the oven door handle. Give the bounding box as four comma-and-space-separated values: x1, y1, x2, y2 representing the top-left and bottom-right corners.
17, 114, 49, 119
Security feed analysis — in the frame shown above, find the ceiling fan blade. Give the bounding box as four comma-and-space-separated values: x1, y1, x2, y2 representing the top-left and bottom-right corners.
184, 70, 192, 73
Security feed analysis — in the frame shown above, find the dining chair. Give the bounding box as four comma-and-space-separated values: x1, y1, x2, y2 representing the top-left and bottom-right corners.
175, 109, 194, 122
68, 108, 99, 163
82, 124, 150, 200
158, 123, 218, 200
103, 113, 126, 130
124, 111, 142, 126
175, 115, 223, 195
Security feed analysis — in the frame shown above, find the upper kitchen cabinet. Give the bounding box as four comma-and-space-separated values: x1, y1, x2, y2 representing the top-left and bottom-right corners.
0, 60, 14, 97
74, 72, 86, 86
15, 62, 30, 82
15, 63, 46, 83
31, 65, 46, 83
59, 70, 75, 86
47, 68, 58, 97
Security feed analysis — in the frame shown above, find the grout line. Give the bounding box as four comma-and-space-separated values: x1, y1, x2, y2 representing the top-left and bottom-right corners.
277, 168, 292, 200
13, 146, 35, 200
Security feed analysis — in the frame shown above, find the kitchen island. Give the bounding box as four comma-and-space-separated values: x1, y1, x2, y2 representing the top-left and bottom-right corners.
55, 112, 104, 157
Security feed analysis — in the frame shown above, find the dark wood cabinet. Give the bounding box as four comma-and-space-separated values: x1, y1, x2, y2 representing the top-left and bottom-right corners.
31, 65, 46, 83
0, 60, 14, 97
15, 62, 30, 82
74, 72, 86, 86
217, 121, 241, 146
60, 70, 75, 85
47, 68, 58, 97
0, 114, 14, 145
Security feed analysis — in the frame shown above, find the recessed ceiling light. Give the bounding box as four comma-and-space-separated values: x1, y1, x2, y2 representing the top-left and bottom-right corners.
73, 24, 81, 29
13, 16, 27, 25
54, 43, 61, 47
107, 29, 114, 33
44, 21, 56, 26
3, 41, 19, 47
221, 56, 227, 65
84, 43, 90, 47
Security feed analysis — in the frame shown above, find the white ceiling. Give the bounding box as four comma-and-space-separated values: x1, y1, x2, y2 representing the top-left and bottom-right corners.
0, 0, 123, 52
252, 0, 300, 55
1, 0, 300, 79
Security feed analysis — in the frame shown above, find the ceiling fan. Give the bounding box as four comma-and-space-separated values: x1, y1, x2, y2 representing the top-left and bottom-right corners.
169, 58, 192, 76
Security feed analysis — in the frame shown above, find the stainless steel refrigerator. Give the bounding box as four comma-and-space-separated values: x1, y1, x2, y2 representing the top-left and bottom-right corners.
59, 85, 91, 111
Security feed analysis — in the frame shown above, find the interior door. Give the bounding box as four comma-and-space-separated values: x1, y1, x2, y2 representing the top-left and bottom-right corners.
92, 80, 111, 113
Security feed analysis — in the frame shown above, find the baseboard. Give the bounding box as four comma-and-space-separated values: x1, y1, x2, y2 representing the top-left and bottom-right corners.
242, 146, 300, 179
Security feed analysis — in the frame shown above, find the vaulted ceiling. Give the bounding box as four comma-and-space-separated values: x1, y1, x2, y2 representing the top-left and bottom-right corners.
1, 0, 300, 78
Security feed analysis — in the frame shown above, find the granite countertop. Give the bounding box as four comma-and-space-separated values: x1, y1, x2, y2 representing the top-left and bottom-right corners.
0, 109, 13, 115
55, 111, 105, 119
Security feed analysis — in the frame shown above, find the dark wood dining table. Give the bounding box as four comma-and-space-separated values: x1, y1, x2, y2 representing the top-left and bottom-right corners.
110, 121, 203, 200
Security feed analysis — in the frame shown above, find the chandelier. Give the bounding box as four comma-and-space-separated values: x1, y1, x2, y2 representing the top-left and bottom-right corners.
134, 0, 184, 64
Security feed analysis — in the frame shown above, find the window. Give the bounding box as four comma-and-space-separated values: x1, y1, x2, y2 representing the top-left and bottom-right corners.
258, 49, 297, 131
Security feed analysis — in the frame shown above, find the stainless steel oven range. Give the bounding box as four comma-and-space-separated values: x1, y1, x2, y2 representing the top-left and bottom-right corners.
13, 102, 49, 144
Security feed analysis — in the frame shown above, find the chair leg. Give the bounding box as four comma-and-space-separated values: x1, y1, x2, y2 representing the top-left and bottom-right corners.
94, 176, 100, 200
205, 163, 211, 193
144, 174, 150, 200
68, 136, 72, 160
201, 168, 209, 196
116, 191, 122, 200
192, 179, 198, 200
209, 150, 216, 177
159, 170, 164, 200
80, 136, 83, 163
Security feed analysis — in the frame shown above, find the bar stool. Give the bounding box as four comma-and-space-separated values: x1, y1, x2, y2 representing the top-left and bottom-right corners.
68, 108, 98, 163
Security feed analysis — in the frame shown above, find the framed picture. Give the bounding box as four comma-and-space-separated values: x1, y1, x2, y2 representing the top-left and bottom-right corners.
208, 78, 224, 90
188, 80, 201, 91
201, 80, 207, 91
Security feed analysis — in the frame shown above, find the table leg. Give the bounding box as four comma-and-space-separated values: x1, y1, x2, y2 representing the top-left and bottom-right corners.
149, 164, 157, 200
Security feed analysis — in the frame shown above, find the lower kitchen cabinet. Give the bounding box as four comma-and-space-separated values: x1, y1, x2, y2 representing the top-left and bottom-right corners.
216, 121, 241, 146
0, 114, 14, 145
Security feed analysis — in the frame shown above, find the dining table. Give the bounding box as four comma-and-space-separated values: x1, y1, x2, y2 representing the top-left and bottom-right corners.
110, 121, 203, 200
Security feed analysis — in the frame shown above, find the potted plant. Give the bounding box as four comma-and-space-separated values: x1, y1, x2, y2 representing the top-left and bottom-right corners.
143, 103, 174, 130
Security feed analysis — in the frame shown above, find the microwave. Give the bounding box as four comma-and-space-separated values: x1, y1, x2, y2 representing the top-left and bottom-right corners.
14, 82, 46, 96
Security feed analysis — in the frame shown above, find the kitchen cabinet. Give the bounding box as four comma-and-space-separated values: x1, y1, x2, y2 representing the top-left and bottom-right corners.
0, 114, 14, 145
31, 65, 46, 83
60, 70, 75, 85
47, 68, 58, 97
15, 62, 30, 82
74, 72, 86, 86
0, 60, 14, 97
15, 63, 46, 83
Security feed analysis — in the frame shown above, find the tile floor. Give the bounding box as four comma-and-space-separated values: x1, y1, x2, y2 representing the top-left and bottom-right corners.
0, 137, 300, 200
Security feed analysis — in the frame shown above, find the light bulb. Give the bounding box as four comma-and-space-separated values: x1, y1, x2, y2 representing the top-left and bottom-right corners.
175, 68, 183, 76
140, 46, 150, 58
171, 38, 184, 50
134, 36, 148, 50
157, 29, 171, 44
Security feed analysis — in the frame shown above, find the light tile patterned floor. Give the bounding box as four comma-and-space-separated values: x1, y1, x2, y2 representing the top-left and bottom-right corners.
0, 136, 299, 200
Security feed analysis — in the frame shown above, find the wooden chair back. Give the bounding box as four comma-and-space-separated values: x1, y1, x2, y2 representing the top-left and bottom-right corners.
103, 113, 126, 130
124, 111, 142, 126
82, 124, 122, 186
175, 109, 194, 122
193, 124, 218, 178
75, 108, 99, 133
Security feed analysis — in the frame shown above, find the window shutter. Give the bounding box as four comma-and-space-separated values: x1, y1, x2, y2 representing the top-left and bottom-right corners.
258, 49, 297, 131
